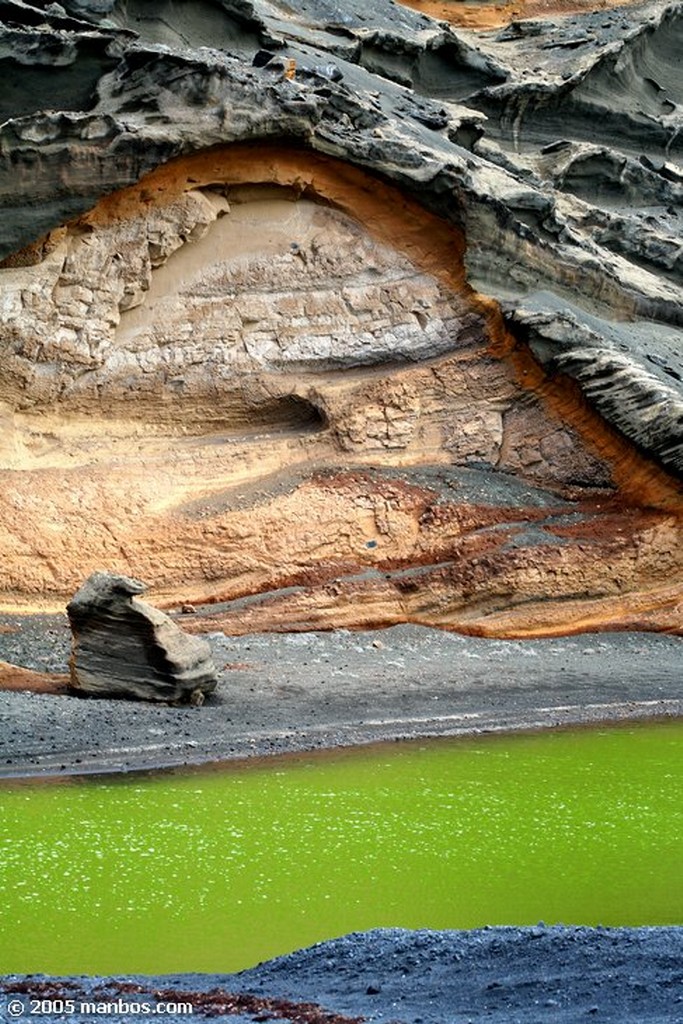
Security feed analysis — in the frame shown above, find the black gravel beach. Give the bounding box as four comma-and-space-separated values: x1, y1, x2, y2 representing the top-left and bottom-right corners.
1, 621, 681, 1023
0, 618, 681, 777
2, 926, 682, 1023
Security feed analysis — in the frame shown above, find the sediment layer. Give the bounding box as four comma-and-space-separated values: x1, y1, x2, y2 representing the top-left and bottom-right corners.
0, 0, 680, 636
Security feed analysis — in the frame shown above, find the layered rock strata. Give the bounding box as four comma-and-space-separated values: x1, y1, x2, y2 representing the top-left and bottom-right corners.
67, 572, 217, 703
0, 0, 680, 637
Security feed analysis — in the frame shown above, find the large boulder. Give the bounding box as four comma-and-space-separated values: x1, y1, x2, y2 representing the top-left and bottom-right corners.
67, 572, 217, 704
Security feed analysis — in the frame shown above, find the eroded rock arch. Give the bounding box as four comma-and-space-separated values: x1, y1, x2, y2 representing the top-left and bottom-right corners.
0, 144, 680, 635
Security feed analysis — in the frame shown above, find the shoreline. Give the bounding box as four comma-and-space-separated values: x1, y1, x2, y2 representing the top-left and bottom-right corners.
0, 700, 681, 783
2, 926, 683, 1024
0, 622, 681, 780
2, 623, 681, 1023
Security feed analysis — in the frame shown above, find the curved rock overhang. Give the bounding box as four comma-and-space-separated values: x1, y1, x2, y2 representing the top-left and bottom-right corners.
2, 141, 681, 483
0, 0, 680, 636
0, 142, 681, 636
1, 1, 681, 480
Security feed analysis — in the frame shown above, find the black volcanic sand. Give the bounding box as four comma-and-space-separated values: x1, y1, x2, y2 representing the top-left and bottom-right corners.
2, 927, 682, 1023
1, 621, 681, 1023
0, 619, 681, 777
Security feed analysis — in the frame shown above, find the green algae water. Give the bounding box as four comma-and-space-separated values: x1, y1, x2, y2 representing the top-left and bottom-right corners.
0, 721, 681, 974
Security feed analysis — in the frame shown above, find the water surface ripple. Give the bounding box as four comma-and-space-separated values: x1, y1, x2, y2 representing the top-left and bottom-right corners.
0, 722, 681, 973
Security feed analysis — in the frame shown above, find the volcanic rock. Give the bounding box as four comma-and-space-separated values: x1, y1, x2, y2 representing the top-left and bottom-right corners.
0, 0, 680, 637
67, 572, 217, 703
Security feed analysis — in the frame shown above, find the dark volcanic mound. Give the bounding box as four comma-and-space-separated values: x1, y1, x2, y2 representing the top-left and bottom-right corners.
3, 926, 682, 1023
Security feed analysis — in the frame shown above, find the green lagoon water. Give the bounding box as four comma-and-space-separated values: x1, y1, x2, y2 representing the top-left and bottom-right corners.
0, 721, 681, 974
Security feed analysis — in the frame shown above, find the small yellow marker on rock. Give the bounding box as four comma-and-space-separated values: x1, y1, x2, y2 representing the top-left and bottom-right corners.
284, 58, 296, 80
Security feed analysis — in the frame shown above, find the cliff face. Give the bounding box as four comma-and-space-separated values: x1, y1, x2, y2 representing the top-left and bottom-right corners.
0, 0, 680, 635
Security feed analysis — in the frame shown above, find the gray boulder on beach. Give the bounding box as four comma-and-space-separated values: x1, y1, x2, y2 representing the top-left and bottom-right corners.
67, 572, 217, 704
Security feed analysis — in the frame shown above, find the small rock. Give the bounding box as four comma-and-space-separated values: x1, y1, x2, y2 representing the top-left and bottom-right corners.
313, 63, 343, 82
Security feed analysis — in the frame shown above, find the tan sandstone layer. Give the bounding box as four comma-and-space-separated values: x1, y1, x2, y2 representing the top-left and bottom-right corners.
0, 660, 69, 695
0, 146, 680, 636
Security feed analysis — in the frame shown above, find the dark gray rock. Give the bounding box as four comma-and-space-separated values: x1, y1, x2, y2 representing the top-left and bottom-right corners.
504, 292, 683, 475
67, 572, 217, 704
47, 0, 117, 19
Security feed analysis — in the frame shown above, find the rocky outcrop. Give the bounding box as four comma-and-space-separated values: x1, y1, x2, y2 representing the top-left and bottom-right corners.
0, 0, 680, 636
67, 572, 217, 702
505, 294, 683, 476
